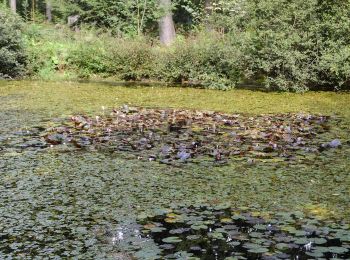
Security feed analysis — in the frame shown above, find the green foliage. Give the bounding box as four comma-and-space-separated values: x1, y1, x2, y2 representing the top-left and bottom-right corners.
67, 32, 243, 89
6, 0, 350, 91
212, 0, 350, 91
156, 33, 242, 89
76, 0, 161, 36
23, 24, 73, 79
67, 34, 154, 80
106, 39, 154, 80
61, 0, 204, 35
0, 7, 26, 79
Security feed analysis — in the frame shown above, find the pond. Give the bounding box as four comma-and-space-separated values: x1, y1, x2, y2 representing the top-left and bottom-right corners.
0, 81, 349, 259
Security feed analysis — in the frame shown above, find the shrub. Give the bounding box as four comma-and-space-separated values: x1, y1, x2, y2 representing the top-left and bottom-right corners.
155, 33, 243, 90
67, 33, 154, 80
0, 7, 27, 79
209, 0, 350, 92
67, 35, 109, 78
23, 24, 74, 79
67, 32, 243, 89
21, 0, 350, 92
104, 38, 154, 81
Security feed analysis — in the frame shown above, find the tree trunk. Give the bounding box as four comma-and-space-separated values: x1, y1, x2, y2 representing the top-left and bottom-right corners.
31, 0, 35, 21
205, 0, 212, 15
159, 0, 176, 46
9, 0, 16, 13
204, 0, 212, 30
46, 0, 52, 22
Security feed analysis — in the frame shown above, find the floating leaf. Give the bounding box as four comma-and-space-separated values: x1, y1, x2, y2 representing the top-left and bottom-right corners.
162, 236, 182, 243
208, 232, 225, 240
248, 247, 269, 254
191, 224, 208, 230
306, 251, 324, 258
221, 218, 232, 223
327, 246, 349, 254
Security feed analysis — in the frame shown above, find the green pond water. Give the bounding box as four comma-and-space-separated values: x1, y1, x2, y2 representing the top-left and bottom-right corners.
0, 81, 349, 259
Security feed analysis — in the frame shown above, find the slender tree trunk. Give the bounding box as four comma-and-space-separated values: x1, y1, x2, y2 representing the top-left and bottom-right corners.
31, 0, 35, 22
205, 0, 212, 15
9, 0, 16, 13
159, 0, 176, 46
204, 0, 212, 30
46, 0, 52, 22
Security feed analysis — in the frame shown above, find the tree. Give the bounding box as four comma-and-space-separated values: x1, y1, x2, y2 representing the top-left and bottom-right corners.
73, 0, 159, 36
0, 7, 26, 78
9, 0, 16, 13
205, 0, 211, 15
159, 0, 176, 45
46, 0, 52, 22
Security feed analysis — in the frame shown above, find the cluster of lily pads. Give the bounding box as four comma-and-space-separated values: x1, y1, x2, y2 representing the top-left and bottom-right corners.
36, 106, 341, 165
108, 206, 350, 259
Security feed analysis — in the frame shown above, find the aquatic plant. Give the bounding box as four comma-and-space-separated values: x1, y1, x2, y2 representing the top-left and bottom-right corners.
39, 107, 341, 166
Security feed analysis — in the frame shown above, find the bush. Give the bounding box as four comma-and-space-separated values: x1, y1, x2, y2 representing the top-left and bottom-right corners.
23, 24, 75, 79
155, 33, 243, 89
66, 36, 157, 81
67, 32, 243, 89
225, 0, 350, 92
106, 39, 154, 81
0, 7, 27, 79
69, 36, 154, 80
208, 0, 350, 92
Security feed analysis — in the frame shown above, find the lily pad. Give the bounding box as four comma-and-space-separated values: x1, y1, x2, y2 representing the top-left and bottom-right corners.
162, 236, 182, 244
327, 246, 349, 254
247, 247, 269, 254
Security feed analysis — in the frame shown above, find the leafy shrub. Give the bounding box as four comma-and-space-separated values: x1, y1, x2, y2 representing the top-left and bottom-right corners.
23, 24, 74, 79
155, 33, 243, 89
67, 36, 109, 78
67, 34, 154, 80
22, 0, 350, 92
207, 0, 350, 92
104, 38, 154, 80
219, 0, 350, 92
67, 32, 243, 89
0, 7, 26, 79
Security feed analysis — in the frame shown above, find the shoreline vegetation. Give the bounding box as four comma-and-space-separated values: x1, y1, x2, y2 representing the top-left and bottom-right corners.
1, 1, 350, 92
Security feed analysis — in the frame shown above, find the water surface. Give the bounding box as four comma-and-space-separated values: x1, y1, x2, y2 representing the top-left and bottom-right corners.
0, 81, 349, 258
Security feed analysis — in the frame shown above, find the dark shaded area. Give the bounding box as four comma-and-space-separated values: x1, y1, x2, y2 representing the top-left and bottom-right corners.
112, 206, 350, 259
